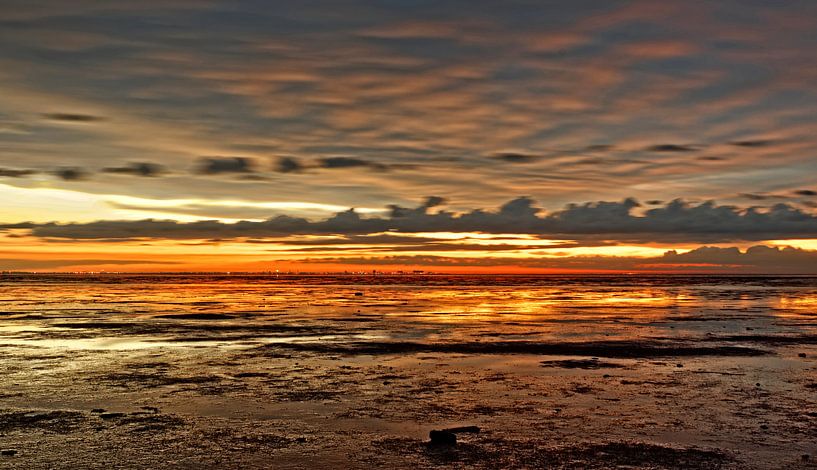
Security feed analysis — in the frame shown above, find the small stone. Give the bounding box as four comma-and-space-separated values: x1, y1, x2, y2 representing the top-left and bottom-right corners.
799, 353, 807, 358
1, 449, 17, 457
99, 412, 126, 420
91, 408, 106, 413
354, 292, 364, 296
756, 383, 761, 387
676, 364, 684, 368
760, 424, 769, 430
429, 430, 456, 446
802, 454, 810, 461
295, 437, 307, 443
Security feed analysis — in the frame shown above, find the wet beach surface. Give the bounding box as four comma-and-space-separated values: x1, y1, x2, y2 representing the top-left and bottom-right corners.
1, 274, 816, 469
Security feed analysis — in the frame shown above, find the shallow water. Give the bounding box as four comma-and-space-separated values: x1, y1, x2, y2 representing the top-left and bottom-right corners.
1, 274, 816, 468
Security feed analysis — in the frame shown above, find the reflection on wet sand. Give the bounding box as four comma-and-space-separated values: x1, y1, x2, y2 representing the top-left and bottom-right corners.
1, 275, 816, 468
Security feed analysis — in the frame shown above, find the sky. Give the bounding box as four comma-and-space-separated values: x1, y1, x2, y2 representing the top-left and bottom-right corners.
1, 0, 817, 273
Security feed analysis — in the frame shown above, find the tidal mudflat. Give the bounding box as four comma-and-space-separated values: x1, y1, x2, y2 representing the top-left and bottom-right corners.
1, 274, 816, 469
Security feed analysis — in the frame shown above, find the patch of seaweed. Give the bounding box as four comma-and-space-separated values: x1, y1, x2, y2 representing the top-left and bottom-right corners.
0, 410, 86, 434
540, 359, 627, 369
368, 438, 730, 469
257, 340, 768, 359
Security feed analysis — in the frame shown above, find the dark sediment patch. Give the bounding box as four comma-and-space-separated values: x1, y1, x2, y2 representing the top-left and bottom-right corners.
256, 340, 768, 359
0, 410, 86, 434
52, 321, 334, 334
367, 438, 730, 469
715, 334, 817, 345
665, 315, 764, 322
276, 390, 342, 401
540, 359, 628, 369
154, 313, 236, 320
232, 372, 269, 378
97, 371, 222, 389
115, 413, 186, 433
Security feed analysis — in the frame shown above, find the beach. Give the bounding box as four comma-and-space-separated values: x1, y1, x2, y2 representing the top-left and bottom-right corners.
1, 274, 816, 469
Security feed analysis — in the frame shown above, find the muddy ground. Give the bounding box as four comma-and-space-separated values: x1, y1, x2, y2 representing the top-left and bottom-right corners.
1, 275, 816, 468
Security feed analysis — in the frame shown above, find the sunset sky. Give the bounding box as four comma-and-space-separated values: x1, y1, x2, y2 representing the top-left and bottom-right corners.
2, 1, 817, 273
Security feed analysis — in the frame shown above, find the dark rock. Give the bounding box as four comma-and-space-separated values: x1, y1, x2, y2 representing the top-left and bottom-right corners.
802, 454, 810, 461
760, 424, 769, 430
676, 364, 684, 368
354, 292, 364, 296
429, 430, 457, 446
99, 412, 126, 420
91, 408, 106, 413
1, 449, 17, 457
799, 353, 807, 358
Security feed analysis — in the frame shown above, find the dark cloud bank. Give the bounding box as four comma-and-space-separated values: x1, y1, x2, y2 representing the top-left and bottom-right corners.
299, 245, 817, 274
103, 162, 165, 177
196, 157, 255, 174
5, 197, 817, 245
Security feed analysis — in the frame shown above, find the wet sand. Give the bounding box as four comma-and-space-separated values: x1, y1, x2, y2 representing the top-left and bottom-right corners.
1, 274, 816, 469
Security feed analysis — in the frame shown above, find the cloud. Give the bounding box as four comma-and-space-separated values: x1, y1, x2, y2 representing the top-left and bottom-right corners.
8, 196, 817, 243
0, 258, 176, 271
318, 157, 387, 171
299, 245, 817, 274
54, 167, 89, 181
0, 0, 816, 221
42, 113, 103, 123
0, 168, 37, 178
731, 140, 776, 148
196, 157, 254, 174
275, 156, 304, 173
739, 193, 774, 201
655, 245, 817, 272
295, 245, 817, 274
492, 153, 540, 163
645, 144, 696, 152
102, 162, 165, 177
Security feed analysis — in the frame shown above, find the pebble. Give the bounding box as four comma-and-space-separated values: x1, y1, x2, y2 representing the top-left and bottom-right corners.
99, 412, 126, 420
798, 353, 807, 358
1, 449, 17, 457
